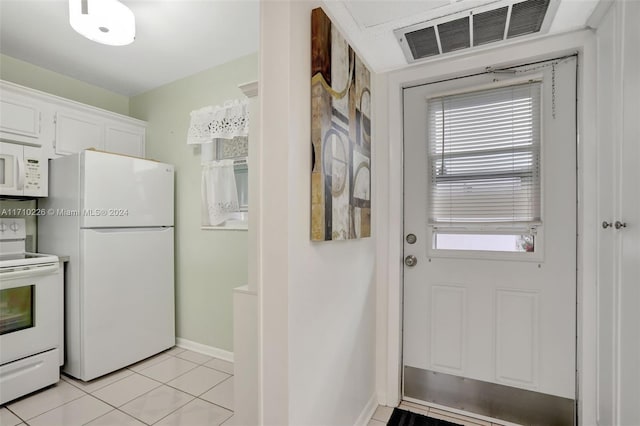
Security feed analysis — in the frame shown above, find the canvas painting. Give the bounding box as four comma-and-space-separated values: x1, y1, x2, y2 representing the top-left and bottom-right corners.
311, 7, 371, 241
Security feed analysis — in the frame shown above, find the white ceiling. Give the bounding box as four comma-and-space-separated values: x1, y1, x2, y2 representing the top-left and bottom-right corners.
0, 0, 259, 96
0, 0, 601, 96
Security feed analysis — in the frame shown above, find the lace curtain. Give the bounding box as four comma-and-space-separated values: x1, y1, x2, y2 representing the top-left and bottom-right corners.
201, 160, 239, 226
187, 99, 249, 144
189, 99, 249, 226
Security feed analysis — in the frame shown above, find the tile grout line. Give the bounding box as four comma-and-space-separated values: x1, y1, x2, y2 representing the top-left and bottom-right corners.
6, 382, 87, 424
139, 395, 196, 426
61, 369, 135, 394
85, 408, 144, 426
5, 405, 29, 425
3, 349, 234, 426
87, 368, 233, 424
134, 350, 231, 383
195, 374, 235, 411
86, 375, 163, 411
195, 396, 234, 414
146, 395, 232, 426
161, 373, 232, 399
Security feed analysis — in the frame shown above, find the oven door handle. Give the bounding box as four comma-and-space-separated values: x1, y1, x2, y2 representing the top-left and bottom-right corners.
0, 264, 59, 280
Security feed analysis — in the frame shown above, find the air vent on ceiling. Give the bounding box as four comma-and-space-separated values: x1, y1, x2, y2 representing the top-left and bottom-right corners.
395, 0, 556, 63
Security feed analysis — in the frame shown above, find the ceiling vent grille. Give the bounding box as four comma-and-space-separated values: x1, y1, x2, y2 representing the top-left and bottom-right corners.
405, 26, 439, 59
439, 17, 471, 53
473, 7, 509, 46
395, 0, 555, 63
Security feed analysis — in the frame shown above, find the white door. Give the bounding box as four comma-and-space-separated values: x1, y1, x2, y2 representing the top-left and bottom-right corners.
618, 0, 640, 422
81, 150, 174, 228
596, 2, 640, 423
402, 57, 576, 425
80, 227, 175, 380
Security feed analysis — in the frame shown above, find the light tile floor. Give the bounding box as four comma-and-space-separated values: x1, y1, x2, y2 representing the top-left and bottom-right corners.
2, 348, 521, 426
369, 401, 519, 426
1, 347, 234, 426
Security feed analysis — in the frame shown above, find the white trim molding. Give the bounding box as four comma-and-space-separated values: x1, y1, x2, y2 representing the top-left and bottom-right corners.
354, 393, 380, 426
176, 337, 234, 363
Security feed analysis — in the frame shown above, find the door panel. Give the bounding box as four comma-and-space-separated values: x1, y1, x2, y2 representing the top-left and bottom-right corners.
430, 285, 465, 372
55, 112, 103, 155
105, 125, 145, 158
0, 96, 40, 141
402, 57, 577, 424
618, 1, 640, 422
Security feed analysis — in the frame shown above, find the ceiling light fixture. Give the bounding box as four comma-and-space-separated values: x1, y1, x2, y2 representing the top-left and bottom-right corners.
69, 0, 135, 46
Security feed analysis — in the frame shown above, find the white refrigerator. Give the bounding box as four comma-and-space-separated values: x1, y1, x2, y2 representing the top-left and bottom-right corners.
39, 150, 175, 381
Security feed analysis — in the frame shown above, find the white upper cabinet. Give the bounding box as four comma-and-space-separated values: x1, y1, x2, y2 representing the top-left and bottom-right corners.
54, 113, 146, 158
0, 90, 42, 145
55, 111, 104, 155
105, 124, 145, 157
0, 80, 146, 159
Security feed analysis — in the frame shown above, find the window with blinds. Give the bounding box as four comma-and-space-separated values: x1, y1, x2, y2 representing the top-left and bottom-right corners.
427, 82, 541, 252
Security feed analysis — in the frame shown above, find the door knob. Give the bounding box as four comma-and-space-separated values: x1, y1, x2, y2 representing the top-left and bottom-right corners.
615, 221, 627, 229
405, 255, 417, 267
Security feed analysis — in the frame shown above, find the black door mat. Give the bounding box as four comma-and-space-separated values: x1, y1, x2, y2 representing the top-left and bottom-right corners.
387, 407, 463, 426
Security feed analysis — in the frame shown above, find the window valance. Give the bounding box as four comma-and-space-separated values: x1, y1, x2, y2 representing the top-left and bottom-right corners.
187, 99, 249, 144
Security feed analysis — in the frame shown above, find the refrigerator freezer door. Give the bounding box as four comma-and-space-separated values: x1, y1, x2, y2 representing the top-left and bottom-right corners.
78, 227, 175, 381
81, 150, 174, 228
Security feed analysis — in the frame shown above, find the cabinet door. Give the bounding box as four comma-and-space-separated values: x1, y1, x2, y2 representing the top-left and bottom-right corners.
104, 125, 145, 157
55, 112, 104, 155
0, 93, 41, 145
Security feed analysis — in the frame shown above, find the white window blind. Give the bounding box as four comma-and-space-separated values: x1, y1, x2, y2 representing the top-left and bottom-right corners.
428, 81, 541, 227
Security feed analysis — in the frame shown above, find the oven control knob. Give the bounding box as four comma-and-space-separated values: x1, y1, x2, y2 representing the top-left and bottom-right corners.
9, 222, 19, 232
0, 223, 6, 232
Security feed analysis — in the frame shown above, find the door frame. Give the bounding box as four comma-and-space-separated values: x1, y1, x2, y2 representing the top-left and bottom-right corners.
375, 29, 599, 425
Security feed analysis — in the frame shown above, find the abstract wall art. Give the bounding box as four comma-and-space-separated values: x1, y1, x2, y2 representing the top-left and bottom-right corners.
311, 7, 371, 241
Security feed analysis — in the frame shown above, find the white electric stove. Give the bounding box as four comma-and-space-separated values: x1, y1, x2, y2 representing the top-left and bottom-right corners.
0, 218, 62, 404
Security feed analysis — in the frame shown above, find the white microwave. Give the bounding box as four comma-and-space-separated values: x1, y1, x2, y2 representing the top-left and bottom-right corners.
0, 142, 47, 197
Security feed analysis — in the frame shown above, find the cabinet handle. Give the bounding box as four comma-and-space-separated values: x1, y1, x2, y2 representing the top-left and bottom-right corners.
602, 221, 613, 229
615, 221, 627, 230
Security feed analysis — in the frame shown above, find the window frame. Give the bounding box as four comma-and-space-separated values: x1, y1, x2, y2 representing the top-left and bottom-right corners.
200, 137, 249, 231
423, 75, 546, 261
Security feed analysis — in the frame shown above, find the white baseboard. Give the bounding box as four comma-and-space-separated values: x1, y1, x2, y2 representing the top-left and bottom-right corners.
355, 393, 379, 426
176, 338, 234, 363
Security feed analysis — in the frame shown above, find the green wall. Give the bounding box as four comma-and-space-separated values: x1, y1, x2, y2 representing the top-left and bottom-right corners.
0, 54, 129, 115
130, 53, 257, 351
